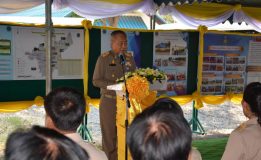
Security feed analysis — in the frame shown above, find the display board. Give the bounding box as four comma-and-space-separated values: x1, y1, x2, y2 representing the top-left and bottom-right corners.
100, 30, 141, 67
202, 33, 261, 95
0, 26, 84, 80
153, 31, 189, 96
0, 26, 198, 101
0, 25, 13, 80
247, 37, 261, 83
0, 25, 84, 102
13, 27, 84, 80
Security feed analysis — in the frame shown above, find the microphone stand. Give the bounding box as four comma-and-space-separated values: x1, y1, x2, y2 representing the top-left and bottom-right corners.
119, 54, 131, 160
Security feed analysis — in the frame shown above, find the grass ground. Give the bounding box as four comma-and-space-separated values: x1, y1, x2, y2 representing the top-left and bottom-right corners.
193, 137, 228, 160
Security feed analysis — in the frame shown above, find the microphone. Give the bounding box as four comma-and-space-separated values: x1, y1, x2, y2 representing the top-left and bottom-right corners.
119, 53, 126, 65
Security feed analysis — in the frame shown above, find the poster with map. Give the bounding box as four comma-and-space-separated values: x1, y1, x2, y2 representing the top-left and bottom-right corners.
153, 31, 188, 96
12, 27, 84, 80
0, 25, 13, 80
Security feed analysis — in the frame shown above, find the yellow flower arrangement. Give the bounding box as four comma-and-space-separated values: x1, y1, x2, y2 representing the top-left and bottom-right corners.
126, 75, 150, 102
117, 67, 167, 84
117, 67, 166, 102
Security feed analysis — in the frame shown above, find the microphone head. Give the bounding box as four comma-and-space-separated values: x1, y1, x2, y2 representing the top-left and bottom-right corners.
119, 53, 126, 65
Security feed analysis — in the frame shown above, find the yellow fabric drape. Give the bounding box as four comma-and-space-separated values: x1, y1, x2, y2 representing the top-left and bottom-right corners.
82, 20, 92, 113
89, 99, 100, 109
175, 3, 234, 20
197, 25, 207, 99
116, 91, 157, 160
242, 7, 261, 21
0, 101, 35, 112
96, 0, 142, 5
0, 93, 243, 112
0, 96, 43, 113
172, 92, 242, 109
175, 2, 261, 22
90, 93, 243, 110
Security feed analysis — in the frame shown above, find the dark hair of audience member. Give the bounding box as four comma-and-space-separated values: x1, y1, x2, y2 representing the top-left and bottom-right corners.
5, 125, 89, 160
243, 82, 261, 126
127, 97, 192, 160
44, 87, 86, 132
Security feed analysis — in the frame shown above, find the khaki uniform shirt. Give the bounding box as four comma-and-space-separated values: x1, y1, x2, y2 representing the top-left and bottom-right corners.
190, 147, 202, 160
66, 133, 108, 160
222, 117, 261, 160
93, 51, 136, 96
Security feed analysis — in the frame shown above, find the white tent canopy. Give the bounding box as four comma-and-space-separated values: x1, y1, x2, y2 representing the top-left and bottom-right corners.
0, 0, 152, 19
0, 16, 85, 26
156, 21, 254, 31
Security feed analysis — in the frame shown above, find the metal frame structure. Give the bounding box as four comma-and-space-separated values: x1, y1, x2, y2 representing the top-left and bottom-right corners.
45, 0, 53, 95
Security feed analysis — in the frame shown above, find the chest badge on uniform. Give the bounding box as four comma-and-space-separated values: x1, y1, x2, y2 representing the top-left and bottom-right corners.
126, 61, 131, 67
109, 59, 116, 66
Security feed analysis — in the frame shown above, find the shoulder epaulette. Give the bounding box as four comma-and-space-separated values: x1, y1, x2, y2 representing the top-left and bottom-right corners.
102, 52, 110, 58
235, 123, 246, 132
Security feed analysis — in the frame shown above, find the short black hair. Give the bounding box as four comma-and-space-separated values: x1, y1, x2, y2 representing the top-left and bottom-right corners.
5, 125, 89, 160
111, 30, 127, 38
44, 87, 86, 131
127, 97, 192, 160
243, 82, 261, 126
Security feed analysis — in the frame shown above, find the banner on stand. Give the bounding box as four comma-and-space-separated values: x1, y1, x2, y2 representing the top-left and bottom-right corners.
202, 33, 261, 95
0, 26, 84, 80
153, 31, 189, 96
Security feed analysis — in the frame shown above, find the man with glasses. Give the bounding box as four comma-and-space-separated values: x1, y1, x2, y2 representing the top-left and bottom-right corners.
93, 30, 136, 160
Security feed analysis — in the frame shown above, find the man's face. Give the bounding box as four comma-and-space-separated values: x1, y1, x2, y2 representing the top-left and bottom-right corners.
111, 34, 127, 54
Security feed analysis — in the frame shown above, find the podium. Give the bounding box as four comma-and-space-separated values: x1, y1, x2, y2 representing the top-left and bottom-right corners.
107, 83, 160, 160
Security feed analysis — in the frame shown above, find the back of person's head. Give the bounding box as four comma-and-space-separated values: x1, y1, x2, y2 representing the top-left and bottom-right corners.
44, 87, 86, 132
127, 97, 192, 160
243, 82, 261, 125
5, 125, 89, 160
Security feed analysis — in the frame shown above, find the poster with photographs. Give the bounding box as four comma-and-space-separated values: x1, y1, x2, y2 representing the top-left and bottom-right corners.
153, 31, 188, 96
202, 33, 251, 95
202, 55, 224, 94
247, 37, 261, 84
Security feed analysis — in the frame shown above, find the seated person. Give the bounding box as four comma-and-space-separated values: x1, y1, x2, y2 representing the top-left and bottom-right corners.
5, 125, 89, 160
222, 82, 261, 160
44, 87, 107, 160
127, 97, 201, 160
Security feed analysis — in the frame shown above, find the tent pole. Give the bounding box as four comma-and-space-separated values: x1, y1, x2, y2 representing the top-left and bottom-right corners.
150, 15, 152, 30
45, 0, 53, 95
153, 15, 156, 30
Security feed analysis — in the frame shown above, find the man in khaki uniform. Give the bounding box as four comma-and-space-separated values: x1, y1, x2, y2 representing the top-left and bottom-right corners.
93, 30, 136, 160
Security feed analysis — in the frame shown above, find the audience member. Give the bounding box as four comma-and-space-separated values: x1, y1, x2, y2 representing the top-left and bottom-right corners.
5, 125, 89, 160
44, 87, 107, 160
127, 97, 197, 160
222, 82, 261, 160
